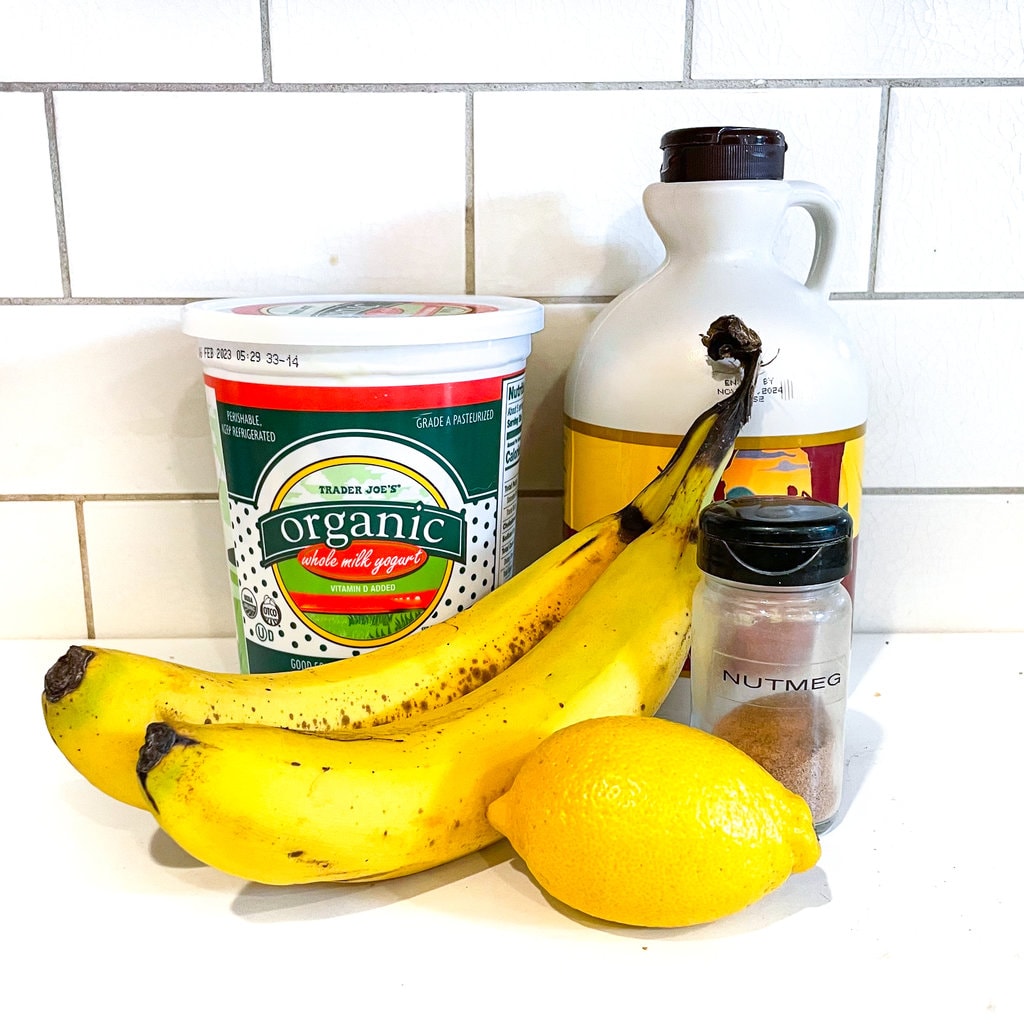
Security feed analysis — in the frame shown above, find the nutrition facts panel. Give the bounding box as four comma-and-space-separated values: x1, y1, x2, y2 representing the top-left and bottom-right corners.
498, 373, 525, 581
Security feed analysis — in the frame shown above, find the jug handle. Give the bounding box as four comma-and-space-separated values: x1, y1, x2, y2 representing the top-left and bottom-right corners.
786, 182, 840, 295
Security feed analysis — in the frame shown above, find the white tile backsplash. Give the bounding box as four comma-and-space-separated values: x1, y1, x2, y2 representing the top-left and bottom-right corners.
0, 304, 214, 495
692, 0, 1024, 79
0, 502, 86, 638
54, 91, 468, 297
877, 87, 1024, 293
521, 304, 602, 492
0, 1, 264, 83
0, 93, 63, 296
855, 494, 1024, 632
514, 496, 564, 572
474, 88, 880, 296
268, 0, 686, 84
84, 500, 235, 638
839, 299, 1024, 489
1, 1, 1020, 639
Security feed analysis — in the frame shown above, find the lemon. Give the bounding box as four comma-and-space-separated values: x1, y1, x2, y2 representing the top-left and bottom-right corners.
487, 714, 820, 928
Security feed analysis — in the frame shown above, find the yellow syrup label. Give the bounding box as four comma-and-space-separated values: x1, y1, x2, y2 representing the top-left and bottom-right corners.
564, 418, 866, 535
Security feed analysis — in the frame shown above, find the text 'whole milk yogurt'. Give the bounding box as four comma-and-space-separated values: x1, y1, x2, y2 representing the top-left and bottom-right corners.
183, 295, 543, 673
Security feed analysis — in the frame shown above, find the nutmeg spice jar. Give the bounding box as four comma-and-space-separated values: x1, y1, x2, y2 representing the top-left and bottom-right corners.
689, 495, 854, 834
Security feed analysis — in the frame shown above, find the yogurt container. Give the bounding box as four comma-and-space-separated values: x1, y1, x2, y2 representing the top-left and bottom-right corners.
184, 295, 542, 673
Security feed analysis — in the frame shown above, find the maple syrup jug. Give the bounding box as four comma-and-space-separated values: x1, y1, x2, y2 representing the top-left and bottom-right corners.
564, 127, 868, 602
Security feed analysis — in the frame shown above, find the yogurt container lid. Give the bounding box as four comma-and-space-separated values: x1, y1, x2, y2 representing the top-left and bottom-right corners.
182, 294, 544, 347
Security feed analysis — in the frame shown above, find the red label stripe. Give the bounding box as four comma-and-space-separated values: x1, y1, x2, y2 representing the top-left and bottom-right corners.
289, 590, 439, 615
205, 374, 506, 412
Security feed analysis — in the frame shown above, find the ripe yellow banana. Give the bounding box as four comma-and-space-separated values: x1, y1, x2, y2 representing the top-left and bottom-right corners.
42, 348, 733, 810
136, 316, 763, 885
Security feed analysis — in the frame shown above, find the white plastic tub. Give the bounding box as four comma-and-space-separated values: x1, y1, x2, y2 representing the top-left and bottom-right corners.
183, 295, 543, 673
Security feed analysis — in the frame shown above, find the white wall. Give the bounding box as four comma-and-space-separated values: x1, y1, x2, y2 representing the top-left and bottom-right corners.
1, 0, 1022, 639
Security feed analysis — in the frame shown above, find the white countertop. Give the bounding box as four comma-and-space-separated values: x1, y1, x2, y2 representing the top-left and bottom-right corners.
9, 633, 1022, 1022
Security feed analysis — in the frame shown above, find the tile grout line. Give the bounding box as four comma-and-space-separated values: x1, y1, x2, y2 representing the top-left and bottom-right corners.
259, 0, 273, 84
864, 487, 1024, 496
42, 87, 72, 298
682, 0, 696, 80
3, 292, 1023, 307
867, 86, 891, 293
465, 92, 476, 294
3, 78, 1024, 93
829, 291, 1024, 300
73, 498, 96, 639
1, 493, 218, 501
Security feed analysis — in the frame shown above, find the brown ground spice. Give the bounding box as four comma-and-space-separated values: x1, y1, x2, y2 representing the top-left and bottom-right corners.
713, 690, 838, 823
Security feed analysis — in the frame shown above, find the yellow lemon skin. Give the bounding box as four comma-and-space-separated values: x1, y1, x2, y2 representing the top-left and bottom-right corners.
486, 715, 820, 928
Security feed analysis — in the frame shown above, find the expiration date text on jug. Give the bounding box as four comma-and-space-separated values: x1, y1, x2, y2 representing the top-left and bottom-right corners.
715, 372, 795, 403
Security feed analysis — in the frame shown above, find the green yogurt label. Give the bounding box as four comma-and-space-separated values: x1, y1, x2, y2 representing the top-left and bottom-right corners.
204, 371, 525, 672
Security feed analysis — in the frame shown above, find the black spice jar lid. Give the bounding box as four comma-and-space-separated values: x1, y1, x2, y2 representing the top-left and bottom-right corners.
697, 495, 853, 587
660, 126, 787, 182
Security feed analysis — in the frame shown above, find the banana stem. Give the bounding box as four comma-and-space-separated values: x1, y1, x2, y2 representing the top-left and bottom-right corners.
698, 314, 763, 459
657, 315, 762, 529
619, 316, 762, 540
